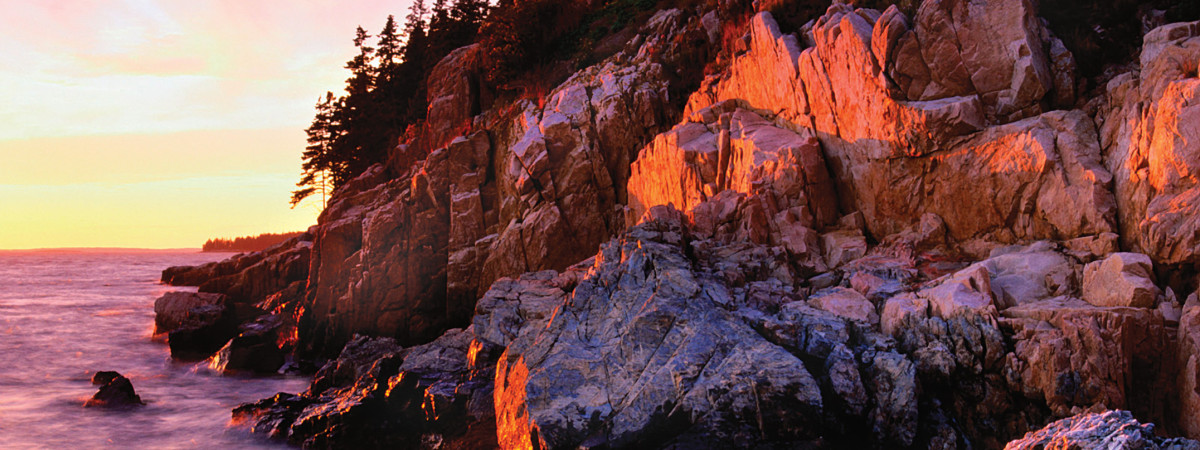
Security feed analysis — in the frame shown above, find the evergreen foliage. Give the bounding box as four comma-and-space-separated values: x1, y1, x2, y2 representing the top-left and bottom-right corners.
293, 0, 716, 208
202, 232, 306, 253
292, 0, 491, 207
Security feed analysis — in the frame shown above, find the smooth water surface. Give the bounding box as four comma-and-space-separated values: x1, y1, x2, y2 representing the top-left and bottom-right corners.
0, 251, 308, 449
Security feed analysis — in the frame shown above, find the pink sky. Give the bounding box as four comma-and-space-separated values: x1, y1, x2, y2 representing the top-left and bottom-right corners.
0, 0, 414, 249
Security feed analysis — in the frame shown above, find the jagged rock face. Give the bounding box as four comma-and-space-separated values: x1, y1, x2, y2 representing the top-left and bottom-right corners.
895, 0, 1064, 122
1006, 410, 1200, 450
297, 9, 715, 356
1003, 297, 1173, 420
216, 1, 1200, 446
484, 211, 1173, 449
423, 44, 482, 157
1181, 298, 1200, 439
627, 102, 840, 238
162, 235, 311, 304
233, 331, 498, 449
493, 213, 825, 448
685, 9, 1113, 248
1098, 21, 1200, 266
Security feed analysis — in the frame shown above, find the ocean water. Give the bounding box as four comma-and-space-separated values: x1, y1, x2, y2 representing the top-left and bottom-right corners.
0, 251, 308, 449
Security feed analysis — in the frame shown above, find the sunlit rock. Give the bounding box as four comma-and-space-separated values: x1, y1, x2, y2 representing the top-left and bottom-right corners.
1099, 20, 1200, 265
296, 9, 717, 356
1006, 410, 1200, 450
1081, 253, 1162, 308
688, 10, 1112, 247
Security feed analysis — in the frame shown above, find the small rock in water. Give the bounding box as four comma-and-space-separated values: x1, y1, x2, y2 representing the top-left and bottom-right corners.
85, 371, 144, 408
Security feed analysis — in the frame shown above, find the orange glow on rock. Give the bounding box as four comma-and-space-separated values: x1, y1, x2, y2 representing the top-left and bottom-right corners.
495, 352, 536, 450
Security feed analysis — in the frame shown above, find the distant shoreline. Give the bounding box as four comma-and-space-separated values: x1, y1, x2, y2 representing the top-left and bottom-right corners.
0, 247, 220, 254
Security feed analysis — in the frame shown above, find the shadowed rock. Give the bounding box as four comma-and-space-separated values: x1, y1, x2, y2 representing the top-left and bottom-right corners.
153, 292, 239, 360
85, 371, 143, 408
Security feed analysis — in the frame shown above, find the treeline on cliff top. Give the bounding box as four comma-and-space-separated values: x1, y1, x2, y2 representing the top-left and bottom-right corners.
291, 0, 710, 208
202, 232, 305, 253
292, 0, 1200, 209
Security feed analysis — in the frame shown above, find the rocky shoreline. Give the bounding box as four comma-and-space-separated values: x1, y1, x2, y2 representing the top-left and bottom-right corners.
158, 0, 1200, 448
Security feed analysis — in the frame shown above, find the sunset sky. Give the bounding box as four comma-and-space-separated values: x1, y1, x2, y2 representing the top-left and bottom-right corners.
0, 0, 414, 249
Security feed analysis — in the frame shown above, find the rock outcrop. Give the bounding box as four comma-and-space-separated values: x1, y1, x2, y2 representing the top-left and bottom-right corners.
178, 0, 1200, 447
1006, 410, 1200, 450
85, 371, 144, 408
295, 9, 717, 357
686, 8, 1114, 249
153, 291, 239, 360
210, 314, 288, 375
1098, 20, 1200, 266
158, 234, 312, 362
233, 330, 498, 448
162, 233, 311, 304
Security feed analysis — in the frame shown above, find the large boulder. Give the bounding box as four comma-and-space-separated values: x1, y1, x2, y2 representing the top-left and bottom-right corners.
1082, 253, 1162, 308
1002, 297, 1174, 420
1006, 410, 1200, 450
809, 286, 879, 325
210, 315, 287, 375
153, 292, 238, 360
979, 242, 1079, 309
491, 209, 943, 448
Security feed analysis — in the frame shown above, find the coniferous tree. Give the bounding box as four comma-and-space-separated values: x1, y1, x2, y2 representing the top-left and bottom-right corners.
293, 92, 339, 208
292, 1, 499, 208
374, 16, 406, 139
334, 26, 382, 184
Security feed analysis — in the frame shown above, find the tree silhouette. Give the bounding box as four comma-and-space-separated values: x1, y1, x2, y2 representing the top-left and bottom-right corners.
289, 1, 522, 208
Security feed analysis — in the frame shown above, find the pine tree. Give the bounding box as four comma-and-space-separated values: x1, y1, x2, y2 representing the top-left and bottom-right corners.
292, 92, 339, 207
293, 1, 495, 209
398, 1, 432, 123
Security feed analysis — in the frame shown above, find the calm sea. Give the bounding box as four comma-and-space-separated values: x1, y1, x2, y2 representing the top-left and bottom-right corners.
0, 251, 307, 449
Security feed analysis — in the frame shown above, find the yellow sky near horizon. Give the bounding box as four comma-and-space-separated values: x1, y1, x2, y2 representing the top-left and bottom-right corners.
0, 0, 415, 249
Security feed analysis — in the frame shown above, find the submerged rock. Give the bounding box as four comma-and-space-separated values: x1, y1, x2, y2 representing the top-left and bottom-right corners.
85, 371, 143, 408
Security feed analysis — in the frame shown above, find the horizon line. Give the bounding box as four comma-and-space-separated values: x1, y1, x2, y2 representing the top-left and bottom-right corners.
0, 247, 224, 253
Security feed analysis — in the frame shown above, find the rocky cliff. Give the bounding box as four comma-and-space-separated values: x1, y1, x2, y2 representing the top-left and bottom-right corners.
161, 0, 1200, 448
